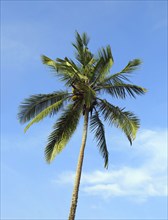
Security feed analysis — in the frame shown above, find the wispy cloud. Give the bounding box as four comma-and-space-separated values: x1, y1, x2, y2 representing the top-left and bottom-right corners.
54, 129, 167, 201
152, 19, 167, 31
1, 37, 39, 66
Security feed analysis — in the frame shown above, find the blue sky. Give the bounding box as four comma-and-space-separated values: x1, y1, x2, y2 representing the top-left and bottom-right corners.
1, 1, 167, 219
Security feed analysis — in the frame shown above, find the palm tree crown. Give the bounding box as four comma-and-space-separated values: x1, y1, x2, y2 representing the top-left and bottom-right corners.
18, 32, 147, 168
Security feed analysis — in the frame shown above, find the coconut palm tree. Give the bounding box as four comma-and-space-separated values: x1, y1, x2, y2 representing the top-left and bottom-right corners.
18, 32, 147, 220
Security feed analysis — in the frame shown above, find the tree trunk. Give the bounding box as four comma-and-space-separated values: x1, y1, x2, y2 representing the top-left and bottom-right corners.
68, 110, 89, 220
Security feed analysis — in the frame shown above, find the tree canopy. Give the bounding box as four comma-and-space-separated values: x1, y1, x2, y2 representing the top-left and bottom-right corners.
18, 32, 147, 168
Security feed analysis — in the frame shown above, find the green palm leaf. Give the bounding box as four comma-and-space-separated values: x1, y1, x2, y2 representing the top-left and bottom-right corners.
56, 57, 88, 84
42, 55, 77, 82
42, 54, 89, 87
18, 91, 69, 124
41, 55, 57, 70
45, 100, 83, 163
102, 59, 142, 84
97, 83, 147, 99
24, 98, 66, 133
91, 45, 114, 85
72, 31, 93, 66
90, 110, 109, 168
121, 59, 142, 73
98, 99, 140, 145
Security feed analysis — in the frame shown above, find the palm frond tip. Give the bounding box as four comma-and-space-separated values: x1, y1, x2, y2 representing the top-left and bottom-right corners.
121, 59, 142, 73
90, 110, 109, 168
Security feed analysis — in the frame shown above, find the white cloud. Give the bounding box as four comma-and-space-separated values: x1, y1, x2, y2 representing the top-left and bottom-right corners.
53, 129, 168, 201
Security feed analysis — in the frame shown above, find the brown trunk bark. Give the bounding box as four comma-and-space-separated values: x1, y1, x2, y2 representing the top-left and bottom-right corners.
68, 110, 89, 220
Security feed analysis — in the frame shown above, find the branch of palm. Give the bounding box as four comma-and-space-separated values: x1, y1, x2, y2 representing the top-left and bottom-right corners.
45, 100, 83, 162
90, 108, 109, 168
18, 91, 70, 124
97, 98, 140, 145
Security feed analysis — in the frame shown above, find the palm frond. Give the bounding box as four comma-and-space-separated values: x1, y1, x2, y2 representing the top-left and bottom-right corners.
41, 55, 57, 70
42, 55, 85, 84
91, 45, 114, 85
83, 57, 96, 81
90, 110, 109, 168
24, 99, 65, 133
45, 100, 83, 163
81, 32, 90, 46
97, 83, 147, 99
102, 59, 142, 84
72, 31, 93, 66
18, 91, 69, 124
121, 59, 142, 73
56, 57, 88, 85
98, 99, 140, 145
72, 31, 84, 50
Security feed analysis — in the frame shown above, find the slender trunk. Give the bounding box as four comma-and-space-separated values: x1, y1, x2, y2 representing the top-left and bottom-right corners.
68, 110, 89, 220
